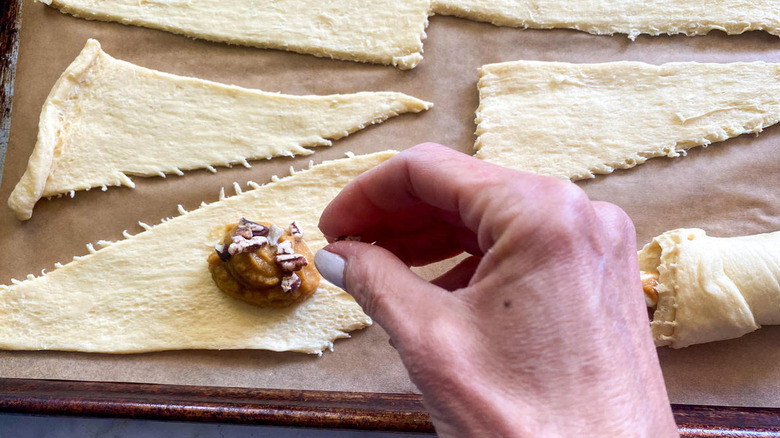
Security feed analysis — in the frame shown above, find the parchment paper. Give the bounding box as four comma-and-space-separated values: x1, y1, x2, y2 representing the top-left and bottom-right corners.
1, 0, 779, 406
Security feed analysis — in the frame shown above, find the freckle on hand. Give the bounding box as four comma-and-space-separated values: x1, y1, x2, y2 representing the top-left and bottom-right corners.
503, 299, 512, 308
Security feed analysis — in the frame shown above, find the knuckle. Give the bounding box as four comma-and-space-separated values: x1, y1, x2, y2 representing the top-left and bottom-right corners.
553, 181, 592, 215
503, 179, 604, 257
595, 201, 633, 230
536, 182, 596, 239
535, 179, 594, 223
593, 201, 637, 252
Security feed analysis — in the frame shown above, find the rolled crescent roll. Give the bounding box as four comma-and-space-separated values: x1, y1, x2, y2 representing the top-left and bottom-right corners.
639, 228, 780, 348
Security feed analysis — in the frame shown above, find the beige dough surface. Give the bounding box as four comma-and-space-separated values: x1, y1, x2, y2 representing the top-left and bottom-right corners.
0, 151, 397, 354
39, 0, 431, 68
432, 0, 780, 39
639, 229, 780, 349
475, 60, 780, 180
7, 39, 431, 221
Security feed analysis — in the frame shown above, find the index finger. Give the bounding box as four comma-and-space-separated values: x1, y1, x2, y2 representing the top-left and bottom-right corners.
318, 143, 545, 248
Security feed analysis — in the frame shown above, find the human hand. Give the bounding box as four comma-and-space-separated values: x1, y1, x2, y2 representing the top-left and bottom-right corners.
315, 143, 677, 437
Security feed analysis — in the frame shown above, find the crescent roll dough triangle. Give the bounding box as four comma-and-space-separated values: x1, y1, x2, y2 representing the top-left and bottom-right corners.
38, 0, 430, 68
639, 229, 780, 349
7, 39, 431, 221
475, 60, 780, 180
432, 0, 780, 39
0, 151, 398, 354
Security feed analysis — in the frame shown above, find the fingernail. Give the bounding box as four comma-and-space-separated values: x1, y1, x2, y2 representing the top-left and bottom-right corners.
314, 249, 345, 289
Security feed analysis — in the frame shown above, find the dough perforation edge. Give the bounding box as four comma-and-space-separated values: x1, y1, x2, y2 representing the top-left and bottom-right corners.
0, 151, 363, 290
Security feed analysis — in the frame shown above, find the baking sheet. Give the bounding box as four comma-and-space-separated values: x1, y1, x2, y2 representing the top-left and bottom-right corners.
1, 0, 779, 406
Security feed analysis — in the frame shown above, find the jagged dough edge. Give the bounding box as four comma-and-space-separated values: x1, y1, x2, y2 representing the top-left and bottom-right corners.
1, 152, 380, 288
564, 116, 773, 181
472, 61, 780, 181
431, 1, 780, 39
42, 0, 431, 69
0, 151, 398, 353
8, 39, 432, 220
7, 40, 103, 221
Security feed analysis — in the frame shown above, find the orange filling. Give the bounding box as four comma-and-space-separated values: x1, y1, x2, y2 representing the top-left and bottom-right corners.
641, 271, 659, 307
208, 219, 319, 308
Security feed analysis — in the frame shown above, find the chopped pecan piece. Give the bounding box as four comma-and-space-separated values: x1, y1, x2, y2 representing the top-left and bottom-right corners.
281, 273, 301, 293
237, 217, 269, 237
268, 224, 284, 246
277, 240, 294, 255
228, 235, 268, 255
276, 253, 308, 272
289, 221, 303, 241
235, 227, 253, 239
214, 243, 231, 262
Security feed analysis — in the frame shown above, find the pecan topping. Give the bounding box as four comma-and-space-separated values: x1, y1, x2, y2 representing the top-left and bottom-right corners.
214, 243, 231, 262
277, 240, 294, 255
276, 253, 308, 272
224, 218, 271, 256
236, 227, 253, 239
208, 218, 319, 307
228, 234, 268, 255
289, 221, 303, 241
281, 273, 301, 293
238, 217, 269, 237
268, 224, 284, 246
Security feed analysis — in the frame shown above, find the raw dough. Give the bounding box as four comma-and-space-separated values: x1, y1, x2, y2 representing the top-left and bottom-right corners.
38, 0, 431, 68
432, 0, 780, 39
0, 151, 396, 354
474, 60, 780, 180
639, 228, 780, 349
8, 39, 432, 221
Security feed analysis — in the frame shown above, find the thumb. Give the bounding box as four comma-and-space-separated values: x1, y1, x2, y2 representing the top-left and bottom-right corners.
315, 241, 451, 345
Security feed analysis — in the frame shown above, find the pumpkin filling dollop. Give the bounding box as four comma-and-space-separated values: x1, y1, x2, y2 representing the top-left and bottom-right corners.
208, 218, 319, 308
